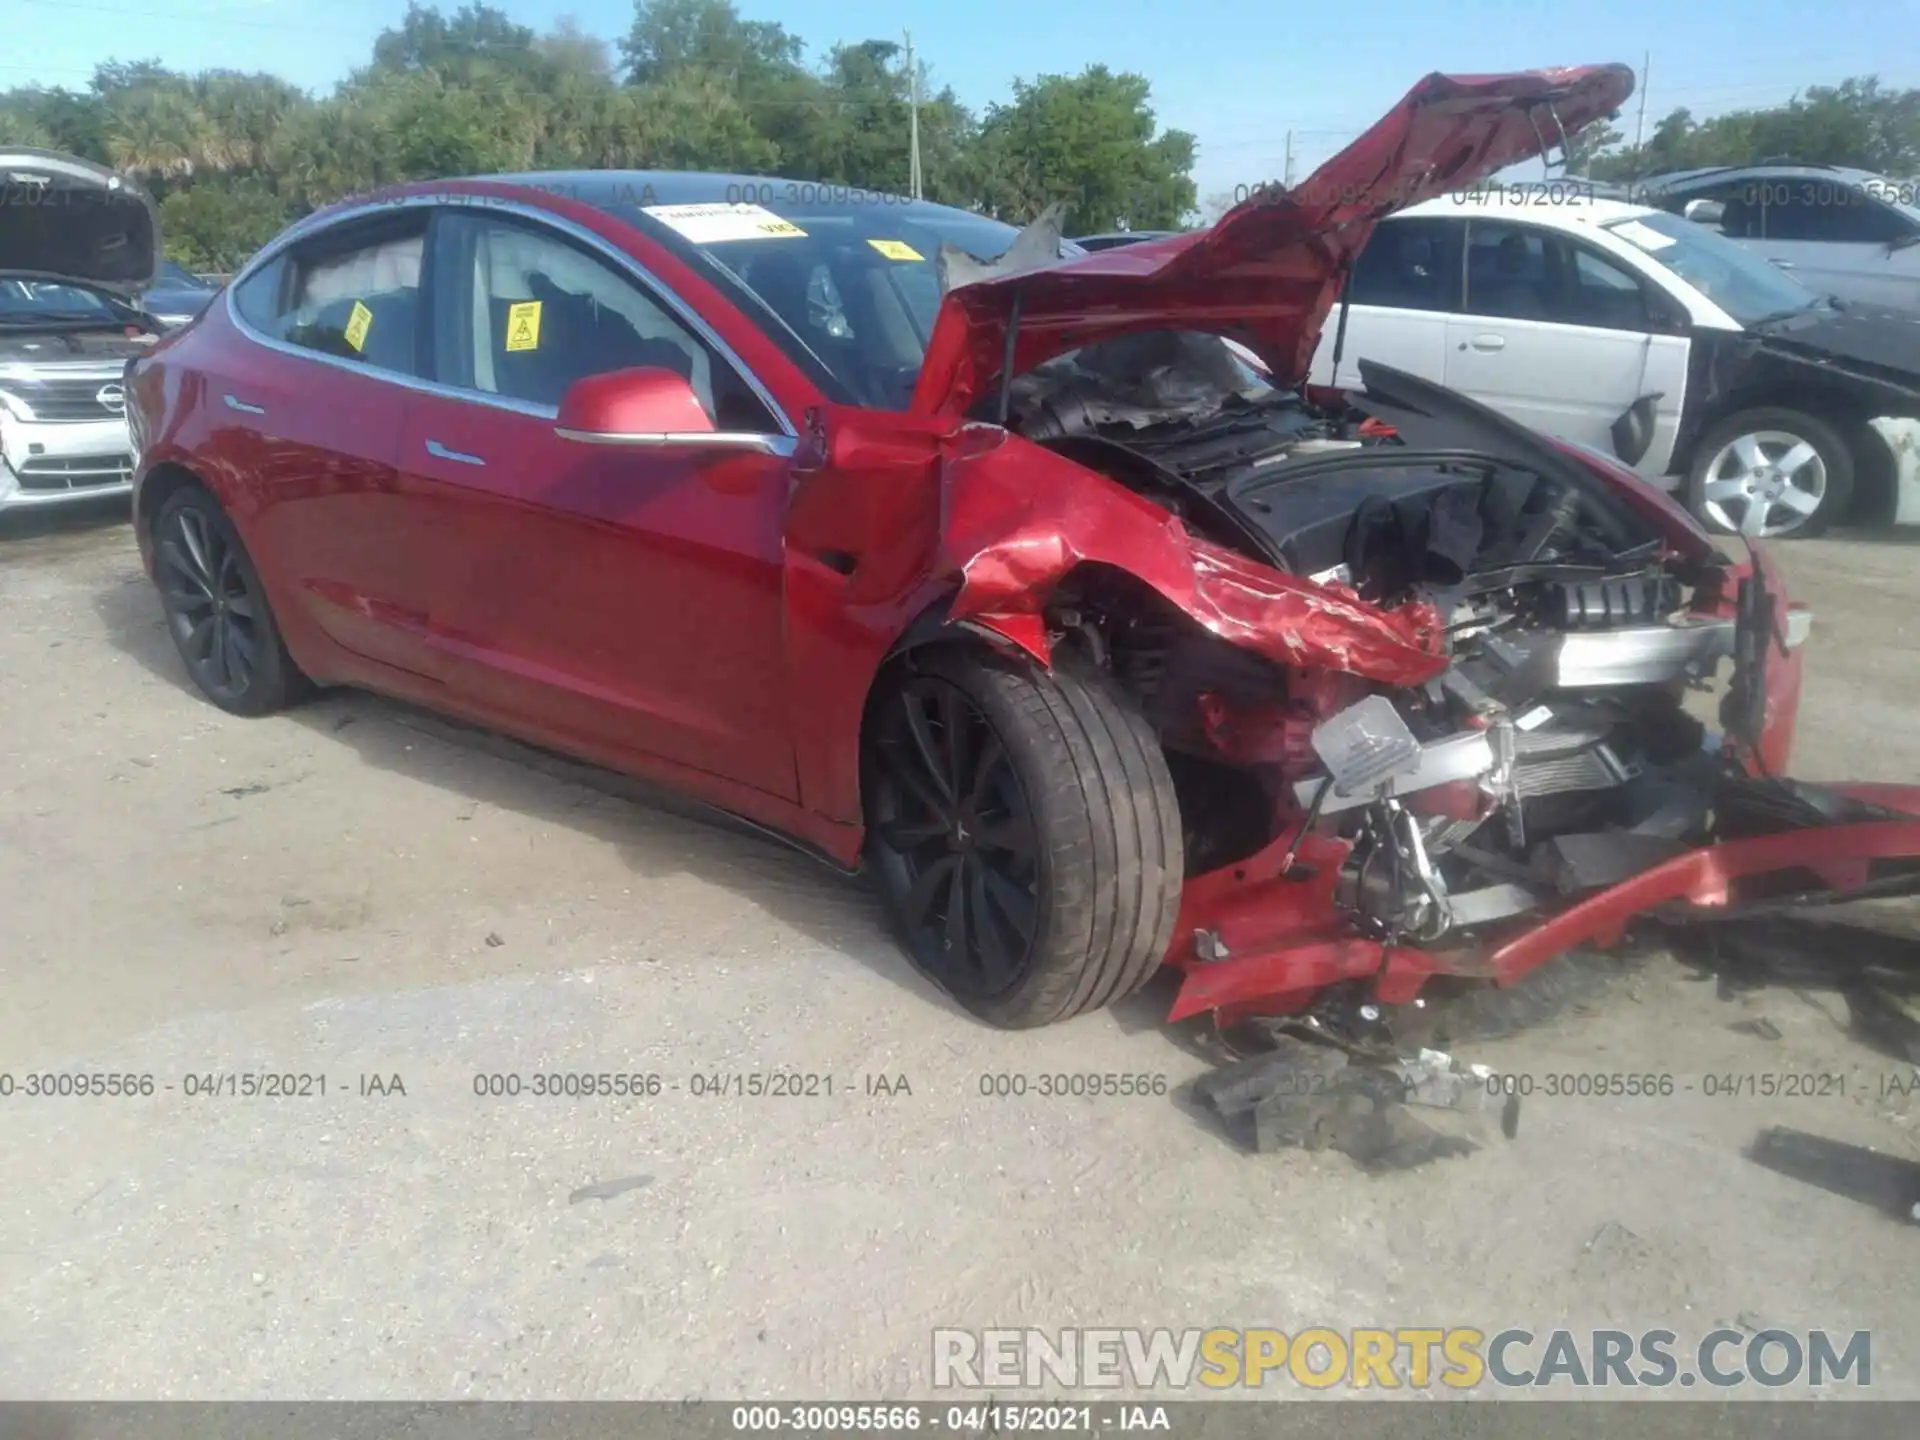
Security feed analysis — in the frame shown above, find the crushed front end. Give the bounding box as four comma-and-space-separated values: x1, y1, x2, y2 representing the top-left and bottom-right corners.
957, 355, 1920, 1026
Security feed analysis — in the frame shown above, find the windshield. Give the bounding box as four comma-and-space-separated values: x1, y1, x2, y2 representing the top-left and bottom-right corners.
631, 194, 1244, 412
636, 197, 1022, 409
0, 278, 120, 324
1601, 210, 1819, 326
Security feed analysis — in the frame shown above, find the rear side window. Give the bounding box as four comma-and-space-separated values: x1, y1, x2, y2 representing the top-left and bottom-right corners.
236, 220, 428, 378
230, 255, 286, 332
1348, 218, 1463, 311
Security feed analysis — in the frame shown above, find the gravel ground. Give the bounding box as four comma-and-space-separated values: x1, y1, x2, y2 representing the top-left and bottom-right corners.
2, 499, 1918, 1402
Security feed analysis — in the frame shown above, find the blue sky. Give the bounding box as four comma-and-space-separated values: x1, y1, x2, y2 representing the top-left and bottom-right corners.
7, 0, 1918, 202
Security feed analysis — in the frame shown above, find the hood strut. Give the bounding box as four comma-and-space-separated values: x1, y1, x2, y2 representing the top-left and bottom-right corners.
996, 286, 1024, 426
1327, 257, 1355, 389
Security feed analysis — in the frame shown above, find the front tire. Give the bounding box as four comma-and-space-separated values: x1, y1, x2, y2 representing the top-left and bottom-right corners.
863, 648, 1183, 1028
153, 487, 307, 715
1684, 407, 1854, 539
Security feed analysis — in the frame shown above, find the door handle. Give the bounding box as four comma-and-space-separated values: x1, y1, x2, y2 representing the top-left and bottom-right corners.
222, 393, 266, 414
425, 438, 485, 467
1461, 334, 1507, 352
1768, 258, 1795, 271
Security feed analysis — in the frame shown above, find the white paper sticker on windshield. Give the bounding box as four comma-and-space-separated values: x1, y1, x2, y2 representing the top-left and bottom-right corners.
643, 203, 806, 243
1611, 219, 1676, 251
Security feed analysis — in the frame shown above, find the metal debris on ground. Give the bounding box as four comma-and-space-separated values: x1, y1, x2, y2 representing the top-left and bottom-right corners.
1748, 1126, 1920, 1225
1192, 1037, 1518, 1171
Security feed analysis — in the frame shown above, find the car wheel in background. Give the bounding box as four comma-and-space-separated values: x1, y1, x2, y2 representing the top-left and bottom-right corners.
1684, 407, 1854, 539
153, 486, 308, 715
863, 647, 1183, 1029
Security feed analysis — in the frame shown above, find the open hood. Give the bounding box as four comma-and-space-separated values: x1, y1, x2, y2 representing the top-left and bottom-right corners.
910, 64, 1635, 419
0, 148, 160, 294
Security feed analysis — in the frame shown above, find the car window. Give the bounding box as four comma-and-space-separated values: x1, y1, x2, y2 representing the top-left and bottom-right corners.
0, 279, 119, 320
241, 223, 427, 377
1463, 222, 1553, 320
1464, 221, 1652, 330
1756, 186, 1908, 244
229, 254, 286, 333
1563, 244, 1653, 329
430, 211, 777, 432
1348, 218, 1463, 311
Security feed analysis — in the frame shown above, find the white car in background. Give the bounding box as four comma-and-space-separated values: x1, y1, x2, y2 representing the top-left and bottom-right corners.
0, 148, 160, 519
1309, 191, 1920, 537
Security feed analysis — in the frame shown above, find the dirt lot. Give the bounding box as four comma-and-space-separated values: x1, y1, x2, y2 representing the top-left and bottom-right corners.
2, 500, 1918, 1401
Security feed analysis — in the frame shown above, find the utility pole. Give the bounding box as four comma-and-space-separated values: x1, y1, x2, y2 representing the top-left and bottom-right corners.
1633, 50, 1652, 152
904, 29, 923, 200
1282, 130, 1295, 188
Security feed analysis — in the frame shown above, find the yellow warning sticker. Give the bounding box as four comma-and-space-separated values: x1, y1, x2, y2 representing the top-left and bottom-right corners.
342, 300, 373, 353
867, 239, 924, 262
505, 299, 542, 352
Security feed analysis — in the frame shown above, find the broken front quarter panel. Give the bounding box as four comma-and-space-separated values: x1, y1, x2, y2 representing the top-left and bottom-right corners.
781, 411, 1446, 845
938, 438, 1448, 681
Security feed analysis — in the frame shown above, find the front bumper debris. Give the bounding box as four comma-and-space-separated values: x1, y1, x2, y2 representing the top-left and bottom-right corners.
1161, 539, 1920, 1026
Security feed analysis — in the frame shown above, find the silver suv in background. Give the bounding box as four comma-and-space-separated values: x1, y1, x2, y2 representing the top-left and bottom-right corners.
1637, 163, 1920, 312
0, 149, 161, 517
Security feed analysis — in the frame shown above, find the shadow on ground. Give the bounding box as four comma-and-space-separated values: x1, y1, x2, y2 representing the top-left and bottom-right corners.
89, 571, 975, 1025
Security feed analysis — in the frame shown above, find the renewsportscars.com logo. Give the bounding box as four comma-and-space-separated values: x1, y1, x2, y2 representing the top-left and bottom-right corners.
931, 1327, 1872, 1392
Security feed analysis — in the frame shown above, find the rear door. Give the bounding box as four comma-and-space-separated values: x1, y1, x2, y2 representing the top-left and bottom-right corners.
400, 205, 801, 799
219, 211, 443, 678
1443, 217, 1688, 476
1308, 215, 1463, 388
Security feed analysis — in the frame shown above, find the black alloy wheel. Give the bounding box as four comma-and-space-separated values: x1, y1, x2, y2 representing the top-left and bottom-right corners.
153, 488, 305, 715
867, 674, 1042, 999
863, 647, 1184, 1029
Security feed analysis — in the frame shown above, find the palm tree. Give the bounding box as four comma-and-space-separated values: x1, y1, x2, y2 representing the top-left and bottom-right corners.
106, 85, 212, 178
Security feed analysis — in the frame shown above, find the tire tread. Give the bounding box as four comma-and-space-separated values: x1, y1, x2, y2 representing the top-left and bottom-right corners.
875, 647, 1183, 1028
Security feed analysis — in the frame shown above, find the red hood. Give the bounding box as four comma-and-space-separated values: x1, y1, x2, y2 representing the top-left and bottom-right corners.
910, 63, 1635, 419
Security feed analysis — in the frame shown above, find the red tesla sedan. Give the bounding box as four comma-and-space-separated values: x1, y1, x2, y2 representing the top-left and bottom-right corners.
126, 65, 1920, 1032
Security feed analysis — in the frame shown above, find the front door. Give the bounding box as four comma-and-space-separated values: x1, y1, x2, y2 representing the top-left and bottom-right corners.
1444, 218, 1688, 477
404, 206, 801, 801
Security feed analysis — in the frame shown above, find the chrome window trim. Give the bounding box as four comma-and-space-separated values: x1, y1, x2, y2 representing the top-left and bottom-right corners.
552, 429, 799, 456
222, 190, 800, 437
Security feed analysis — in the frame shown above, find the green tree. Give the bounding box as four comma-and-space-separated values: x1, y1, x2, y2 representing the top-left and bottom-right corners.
371, 2, 543, 85
619, 0, 804, 87
971, 66, 1195, 230
1588, 77, 1920, 180
0, 1, 1206, 268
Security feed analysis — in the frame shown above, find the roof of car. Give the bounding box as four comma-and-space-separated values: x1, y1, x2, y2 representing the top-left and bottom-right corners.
1638, 162, 1887, 189
481, 170, 1000, 228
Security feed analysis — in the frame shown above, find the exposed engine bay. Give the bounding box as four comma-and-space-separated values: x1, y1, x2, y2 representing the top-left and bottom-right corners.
1001, 336, 1838, 960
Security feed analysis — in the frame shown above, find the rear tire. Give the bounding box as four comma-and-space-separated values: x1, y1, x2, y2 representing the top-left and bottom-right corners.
153, 486, 308, 716
1684, 407, 1854, 539
863, 647, 1183, 1028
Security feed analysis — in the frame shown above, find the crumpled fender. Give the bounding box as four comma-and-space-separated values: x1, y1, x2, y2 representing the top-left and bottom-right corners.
938, 438, 1450, 686
781, 412, 1451, 838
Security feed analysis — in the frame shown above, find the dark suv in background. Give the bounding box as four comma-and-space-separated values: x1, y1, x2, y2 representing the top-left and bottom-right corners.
1637, 163, 1920, 312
